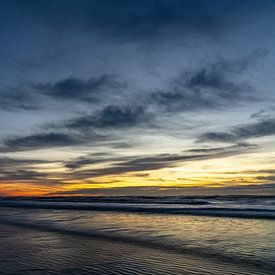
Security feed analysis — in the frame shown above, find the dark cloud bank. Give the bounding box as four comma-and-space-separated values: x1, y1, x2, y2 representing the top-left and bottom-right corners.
0, 143, 257, 187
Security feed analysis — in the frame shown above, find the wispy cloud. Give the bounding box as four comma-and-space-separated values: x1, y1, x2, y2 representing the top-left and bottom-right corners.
0, 157, 51, 167
0, 132, 103, 152
64, 143, 256, 177
37, 75, 123, 102
151, 50, 266, 112
0, 75, 124, 111
65, 105, 151, 130
0, 169, 49, 182
0, 89, 39, 111
0, 104, 152, 152
199, 118, 275, 143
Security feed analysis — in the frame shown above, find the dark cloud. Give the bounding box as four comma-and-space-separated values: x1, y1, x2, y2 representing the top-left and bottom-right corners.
0, 168, 69, 186
151, 50, 266, 112
0, 169, 49, 182
187, 143, 254, 153
0, 157, 50, 167
199, 132, 236, 143
199, 118, 275, 143
250, 106, 275, 119
0, 48, 265, 114
1, 132, 85, 152
37, 75, 123, 102
64, 156, 113, 170
0, 104, 147, 152
0, 75, 124, 111
65, 105, 150, 130
0, 90, 38, 111
0, 156, 59, 184
65, 154, 137, 170
0, 79, 45, 111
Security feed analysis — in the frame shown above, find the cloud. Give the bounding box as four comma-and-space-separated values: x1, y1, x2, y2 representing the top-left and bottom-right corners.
0, 104, 149, 152
37, 75, 123, 102
0, 75, 124, 111
65, 105, 151, 130
250, 106, 275, 119
0, 89, 39, 111
64, 143, 255, 178
0, 157, 50, 167
0, 156, 62, 185
151, 50, 266, 112
187, 143, 254, 153
0, 143, 257, 186
1, 132, 86, 152
0, 168, 69, 186
0, 48, 265, 115
64, 155, 114, 170
199, 118, 275, 143
64, 154, 139, 170
0, 169, 49, 182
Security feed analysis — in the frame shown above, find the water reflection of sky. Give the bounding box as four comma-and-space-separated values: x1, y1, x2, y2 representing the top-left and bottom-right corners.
1, 207, 275, 270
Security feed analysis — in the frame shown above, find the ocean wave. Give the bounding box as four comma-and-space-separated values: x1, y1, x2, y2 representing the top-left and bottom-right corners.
1, 200, 275, 219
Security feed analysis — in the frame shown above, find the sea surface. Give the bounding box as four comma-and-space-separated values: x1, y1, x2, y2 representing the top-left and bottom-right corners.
0, 196, 274, 274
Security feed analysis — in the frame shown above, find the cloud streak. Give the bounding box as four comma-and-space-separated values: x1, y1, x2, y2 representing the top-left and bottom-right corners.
0, 104, 152, 152
64, 144, 256, 178
0, 132, 97, 152
199, 118, 275, 143
37, 75, 123, 102
65, 105, 151, 130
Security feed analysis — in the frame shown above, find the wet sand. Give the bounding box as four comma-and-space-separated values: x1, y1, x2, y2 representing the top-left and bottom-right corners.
0, 223, 269, 275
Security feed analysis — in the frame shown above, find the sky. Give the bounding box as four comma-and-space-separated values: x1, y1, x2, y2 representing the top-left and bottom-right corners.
1, 0, 275, 196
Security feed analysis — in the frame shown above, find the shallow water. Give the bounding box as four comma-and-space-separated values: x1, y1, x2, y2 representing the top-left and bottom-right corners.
0, 197, 275, 274
0, 223, 266, 275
